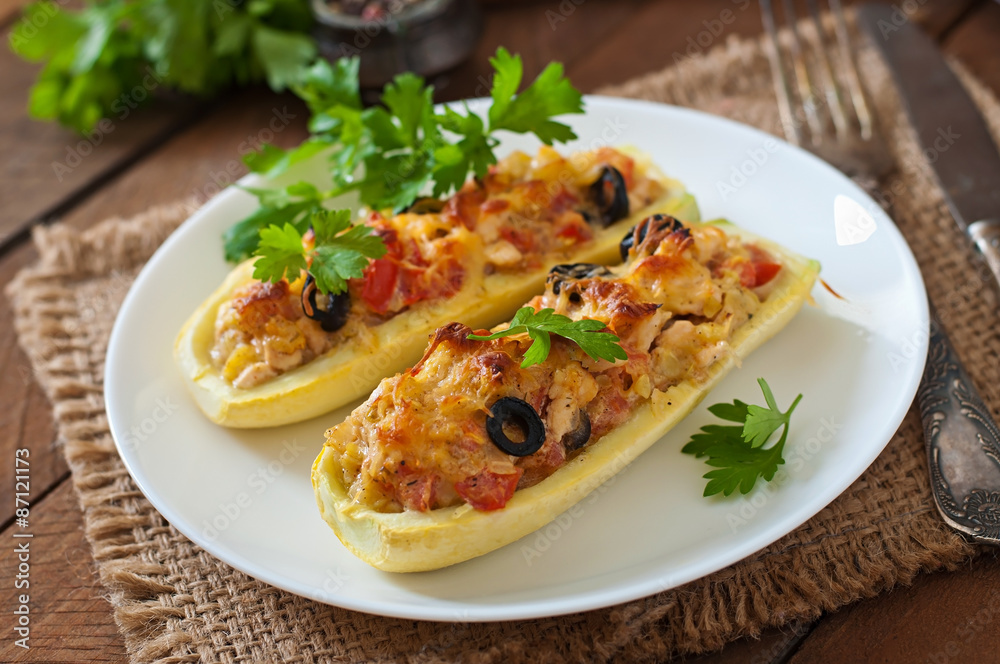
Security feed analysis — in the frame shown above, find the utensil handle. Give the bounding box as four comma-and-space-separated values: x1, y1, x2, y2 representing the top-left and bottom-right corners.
918, 313, 1000, 545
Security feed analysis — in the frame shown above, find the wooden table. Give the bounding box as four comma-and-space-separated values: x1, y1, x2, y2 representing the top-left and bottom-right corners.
2, 1, 999, 661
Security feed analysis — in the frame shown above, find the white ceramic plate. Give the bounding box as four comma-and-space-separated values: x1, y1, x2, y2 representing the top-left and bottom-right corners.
105, 96, 928, 622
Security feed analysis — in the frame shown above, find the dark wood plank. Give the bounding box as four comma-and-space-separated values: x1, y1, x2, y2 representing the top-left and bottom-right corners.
942, 0, 1000, 95
565, 0, 770, 93
0, 241, 64, 527
0, 0, 27, 26
680, 621, 816, 664
0, 26, 205, 251
909, 0, 984, 38
788, 555, 1000, 664
436, 0, 646, 99
54, 88, 309, 232
0, 480, 128, 663
565, 0, 980, 94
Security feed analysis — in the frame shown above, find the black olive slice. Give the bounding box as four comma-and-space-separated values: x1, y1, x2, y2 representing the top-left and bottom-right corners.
301, 275, 351, 333
619, 214, 687, 260
589, 166, 630, 227
404, 197, 446, 215
547, 262, 613, 295
561, 409, 592, 452
486, 397, 546, 457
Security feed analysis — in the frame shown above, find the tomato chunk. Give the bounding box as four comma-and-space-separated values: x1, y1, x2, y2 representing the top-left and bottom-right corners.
361, 257, 399, 314
396, 471, 437, 511
454, 469, 523, 511
751, 261, 782, 287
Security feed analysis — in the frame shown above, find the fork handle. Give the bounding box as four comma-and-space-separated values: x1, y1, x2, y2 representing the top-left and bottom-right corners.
918, 310, 1000, 545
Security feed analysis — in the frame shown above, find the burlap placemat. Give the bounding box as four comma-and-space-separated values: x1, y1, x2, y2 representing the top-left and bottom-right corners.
8, 17, 1000, 664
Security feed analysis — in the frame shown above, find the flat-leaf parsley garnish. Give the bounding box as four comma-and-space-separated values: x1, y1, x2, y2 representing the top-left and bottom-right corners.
682, 378, 802, 497
225, 47, 585, 262
467, 307, 627, 368
252, 209, 386, 295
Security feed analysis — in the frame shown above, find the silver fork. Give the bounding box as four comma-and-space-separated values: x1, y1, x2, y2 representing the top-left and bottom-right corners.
760, 0, 893, 183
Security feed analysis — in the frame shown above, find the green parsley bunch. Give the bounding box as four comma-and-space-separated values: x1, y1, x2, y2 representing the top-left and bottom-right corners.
224, 48, 585, 262
10, 0, 316, 134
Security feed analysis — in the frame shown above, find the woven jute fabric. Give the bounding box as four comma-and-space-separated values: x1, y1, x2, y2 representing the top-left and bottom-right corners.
8, 18, 1000, 664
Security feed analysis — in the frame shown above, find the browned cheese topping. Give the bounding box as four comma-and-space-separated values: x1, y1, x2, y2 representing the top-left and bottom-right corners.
325, 217, 784, 512
210, 146, 667, 389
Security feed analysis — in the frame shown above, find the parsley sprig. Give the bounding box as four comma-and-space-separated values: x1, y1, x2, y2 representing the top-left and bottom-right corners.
468, 307, 627, 368
225, 47, 585, 262
252, 209, 386, 295
682, 378, 803, 497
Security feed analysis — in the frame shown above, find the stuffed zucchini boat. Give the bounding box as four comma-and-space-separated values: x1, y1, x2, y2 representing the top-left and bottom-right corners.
313, 214, 820, 572
175, 146, 696, 428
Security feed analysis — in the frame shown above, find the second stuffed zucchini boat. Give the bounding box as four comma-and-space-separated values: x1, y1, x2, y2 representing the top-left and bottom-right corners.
313, 214, 820, 571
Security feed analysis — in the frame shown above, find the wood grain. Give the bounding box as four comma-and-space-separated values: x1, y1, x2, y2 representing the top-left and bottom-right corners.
564, 0, 980, 93
54, 89, 309, 233
439, 0, 646, 98
0, 241, 63, 528
0, 26, 205, 251
0, 0, 26, 26
788, 555, 1000, 664
0, 481, 128, 663
943, 0, 1000, 95
680, 621, 816, 664
567, 0, 770, 93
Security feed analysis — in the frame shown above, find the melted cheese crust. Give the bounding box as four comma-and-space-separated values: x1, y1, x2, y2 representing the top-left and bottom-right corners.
313, 219, 820, 571
324, 220, 781, 514
211, 147, 668, 390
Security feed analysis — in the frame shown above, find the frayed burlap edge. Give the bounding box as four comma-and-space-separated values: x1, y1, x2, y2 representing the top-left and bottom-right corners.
7, 18, 1000, 664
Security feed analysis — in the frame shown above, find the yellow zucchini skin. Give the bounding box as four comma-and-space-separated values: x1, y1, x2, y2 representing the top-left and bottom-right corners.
174, 181, 697, 429
312, 223, 820, 572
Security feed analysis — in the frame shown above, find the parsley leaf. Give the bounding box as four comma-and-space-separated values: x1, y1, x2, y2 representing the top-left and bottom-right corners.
309, 209, 387, 293
467, 307, 627, 368
487, 47, 584, 144
222, 200, 315, 264
251, 24, 316, 92
292, 57, 361, 116
252, 223, 308, 284
682, 378, 803, 497
251, 209, 386, 295
381, 73, 434, 147
433, 105, 495, 193
224, 180, 327, 262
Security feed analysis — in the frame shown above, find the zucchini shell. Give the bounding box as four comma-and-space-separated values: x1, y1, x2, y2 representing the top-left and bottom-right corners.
312, 223, 820, 572
175, 168, 697, 428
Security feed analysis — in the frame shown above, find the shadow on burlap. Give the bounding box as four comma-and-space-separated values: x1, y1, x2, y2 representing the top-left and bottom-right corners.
7, 18, 1000, 664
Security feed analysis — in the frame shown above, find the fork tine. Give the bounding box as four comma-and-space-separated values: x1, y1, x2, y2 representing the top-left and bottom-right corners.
760, 0, 892, 182
805, 0, 849, 139
829, 0, 874, 140
781, 0, 824, 142
761, 0, 801, 145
